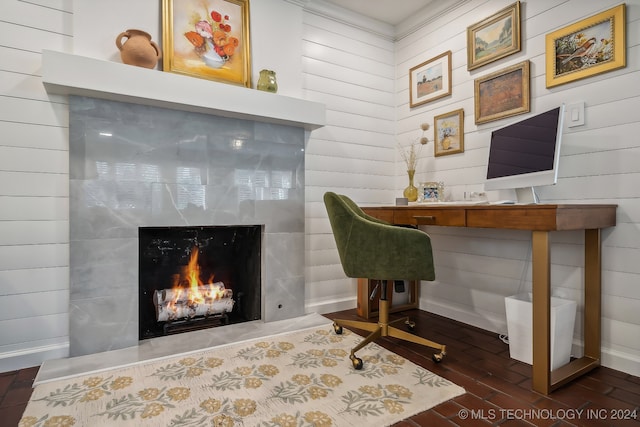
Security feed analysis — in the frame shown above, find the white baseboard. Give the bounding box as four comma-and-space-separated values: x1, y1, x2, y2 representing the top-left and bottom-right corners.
420, 298, 508, 334
305, 297, 356, 315
600, 347, 640, 377
0, 342, 69, 373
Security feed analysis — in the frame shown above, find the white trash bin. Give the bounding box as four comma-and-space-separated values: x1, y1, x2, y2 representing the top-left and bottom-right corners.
505, 293, 577, 371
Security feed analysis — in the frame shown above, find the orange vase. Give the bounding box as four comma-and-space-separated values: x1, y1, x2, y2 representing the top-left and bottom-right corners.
116, 29, 162, 69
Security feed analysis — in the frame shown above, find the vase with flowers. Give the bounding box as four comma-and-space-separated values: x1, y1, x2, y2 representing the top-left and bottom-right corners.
184, 9, 240, 69
398, 123, 430, 202
438, 125, 454, 150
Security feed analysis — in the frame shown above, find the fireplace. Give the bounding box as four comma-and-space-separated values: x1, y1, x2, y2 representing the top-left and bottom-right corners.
68, 95, 307, 357
138, 225, 261, 340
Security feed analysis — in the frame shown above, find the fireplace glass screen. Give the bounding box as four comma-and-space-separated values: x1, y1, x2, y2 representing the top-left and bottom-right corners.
139, 225, 261, 340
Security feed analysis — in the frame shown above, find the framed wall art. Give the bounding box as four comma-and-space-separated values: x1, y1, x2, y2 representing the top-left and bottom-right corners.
474, 60, 530, 125
467, 1, 521, 71
545, 4, 626, 88
409, 51, 452, 108
162, 0, 252, 87
434, 108, 464, 157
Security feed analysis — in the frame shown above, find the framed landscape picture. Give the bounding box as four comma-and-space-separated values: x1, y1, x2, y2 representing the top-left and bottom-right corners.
474, 60, 530, 125
409, 51, 452, 108
545, 4, 626, 88
467, 1, 521, 71
434, 108, 464, 157
162, 0, 252, 87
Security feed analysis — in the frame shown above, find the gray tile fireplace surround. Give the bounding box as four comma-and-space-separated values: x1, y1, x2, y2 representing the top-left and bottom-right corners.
69, 96, 306, 357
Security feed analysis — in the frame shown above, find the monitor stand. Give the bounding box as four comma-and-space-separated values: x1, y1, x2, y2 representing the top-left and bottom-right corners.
516, 187, 539, 204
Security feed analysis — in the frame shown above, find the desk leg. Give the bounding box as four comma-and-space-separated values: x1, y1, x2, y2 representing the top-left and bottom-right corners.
532, 229, 603, 395
531, 231, 551, 394
583, 229, 602, 361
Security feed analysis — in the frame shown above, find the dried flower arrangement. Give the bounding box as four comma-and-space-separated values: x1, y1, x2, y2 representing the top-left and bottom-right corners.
398, 123, 430, 171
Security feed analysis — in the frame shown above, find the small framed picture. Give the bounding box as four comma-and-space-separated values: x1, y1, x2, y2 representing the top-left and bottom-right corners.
409, 51, 452, 108
467, 1, 521, 71
474, 60, 530, 125
434, 108, 464, 157
545, 4, 626, 88
419, 182, 444, 202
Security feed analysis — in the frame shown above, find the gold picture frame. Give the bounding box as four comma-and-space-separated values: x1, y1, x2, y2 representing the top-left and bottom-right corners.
467, 1, 521, 71
409, 51, 452, 108
545, 4, 626, 88
474, 60, 530, 125
162, 0, 252, 87
434, 108, 464, 157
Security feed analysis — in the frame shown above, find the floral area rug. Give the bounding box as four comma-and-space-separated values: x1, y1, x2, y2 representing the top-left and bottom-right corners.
20, 326, 464, 427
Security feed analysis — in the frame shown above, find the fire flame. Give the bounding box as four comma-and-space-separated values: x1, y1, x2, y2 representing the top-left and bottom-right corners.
153, 246, 235, 322
170, 246, 227, 307
186, 246, 203, 302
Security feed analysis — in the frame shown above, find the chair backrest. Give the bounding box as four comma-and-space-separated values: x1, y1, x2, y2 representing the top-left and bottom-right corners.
323, 192, 435, 281
338, 194, 390, 225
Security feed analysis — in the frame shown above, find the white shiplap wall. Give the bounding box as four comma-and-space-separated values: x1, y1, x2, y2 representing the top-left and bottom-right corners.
0, 0, 72, 370
302, 7, 397, 313
394, 0, 640, 374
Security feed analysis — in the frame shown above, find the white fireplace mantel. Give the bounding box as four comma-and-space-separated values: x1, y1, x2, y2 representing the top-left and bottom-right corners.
41, 50, 325, 130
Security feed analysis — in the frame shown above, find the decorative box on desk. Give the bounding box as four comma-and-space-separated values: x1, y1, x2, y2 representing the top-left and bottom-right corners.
356, 279, 419, 319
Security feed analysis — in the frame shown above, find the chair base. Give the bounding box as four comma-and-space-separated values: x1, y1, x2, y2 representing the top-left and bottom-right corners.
332, 301, 446, 369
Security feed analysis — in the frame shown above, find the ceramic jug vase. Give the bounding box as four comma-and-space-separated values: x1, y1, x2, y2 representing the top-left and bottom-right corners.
116, 29, 162, 69
257, 69, 278, 93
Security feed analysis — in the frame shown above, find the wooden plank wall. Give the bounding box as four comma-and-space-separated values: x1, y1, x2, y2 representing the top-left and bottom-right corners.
305, 0, 639, 375
0, 0, 72, 370
302, 9, 397, 313
395, 0, 640, 375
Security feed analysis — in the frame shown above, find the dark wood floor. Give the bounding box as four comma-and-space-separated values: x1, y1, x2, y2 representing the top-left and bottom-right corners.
2, 309, 638, 426
323, 309, 639, 427
0, 365, 39, 427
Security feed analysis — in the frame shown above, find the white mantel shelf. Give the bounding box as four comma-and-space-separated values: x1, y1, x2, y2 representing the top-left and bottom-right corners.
42, 50, 325, 131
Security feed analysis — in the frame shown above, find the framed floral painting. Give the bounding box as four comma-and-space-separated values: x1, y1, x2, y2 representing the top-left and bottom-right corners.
545, 4, 626, 88
162, 0, 252, 87
474, 60, 530, 124
409, 51, 452, 108
434, 108, 464, 157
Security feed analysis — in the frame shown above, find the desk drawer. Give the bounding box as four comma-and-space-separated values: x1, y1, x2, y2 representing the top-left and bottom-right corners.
394, 209, 466, 226
362, 208, 394, 223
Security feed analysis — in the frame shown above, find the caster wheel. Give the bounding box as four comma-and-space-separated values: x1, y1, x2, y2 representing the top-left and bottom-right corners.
350, 356, 363, 370
432, 352, 445, 363
405, 320, 416, 330
333, 323, 343, 335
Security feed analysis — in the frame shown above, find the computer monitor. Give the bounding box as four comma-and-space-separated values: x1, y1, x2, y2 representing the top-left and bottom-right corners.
484, 105, 565, 203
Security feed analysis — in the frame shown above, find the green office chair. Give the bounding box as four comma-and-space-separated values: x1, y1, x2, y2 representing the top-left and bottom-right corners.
323, 192, 446, 369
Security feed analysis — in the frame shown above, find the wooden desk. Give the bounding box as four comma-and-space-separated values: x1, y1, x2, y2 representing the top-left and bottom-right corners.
362, 203, 617, 395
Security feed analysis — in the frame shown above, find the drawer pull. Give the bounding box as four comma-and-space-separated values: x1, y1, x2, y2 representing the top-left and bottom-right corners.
413, 215, 436, 225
